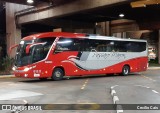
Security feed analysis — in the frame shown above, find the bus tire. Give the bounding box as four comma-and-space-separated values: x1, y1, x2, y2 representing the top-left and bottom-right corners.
52, 68, 64, 81
121, 65, 130, 76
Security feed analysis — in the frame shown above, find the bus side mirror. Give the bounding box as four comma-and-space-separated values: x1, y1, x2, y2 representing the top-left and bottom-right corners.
9, 44, 18, 55
26, 44, 32, 54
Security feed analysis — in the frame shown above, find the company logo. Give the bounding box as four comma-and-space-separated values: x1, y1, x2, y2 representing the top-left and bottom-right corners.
1, 104, 42, 111
2, 105, 12, 110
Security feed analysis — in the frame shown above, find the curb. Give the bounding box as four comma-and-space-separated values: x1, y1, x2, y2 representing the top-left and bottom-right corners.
0, 75, 15, 78
148, 67, 160, 70
110, 85, 123, 113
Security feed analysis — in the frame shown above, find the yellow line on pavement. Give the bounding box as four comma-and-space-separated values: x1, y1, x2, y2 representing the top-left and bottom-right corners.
141, 75, 156, 82
81, 79, 89, 90
76, 103, 100, 110
81, 87, 85, 89
85, 81, 88, 84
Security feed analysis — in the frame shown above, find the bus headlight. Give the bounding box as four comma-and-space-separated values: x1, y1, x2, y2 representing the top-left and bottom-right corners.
23, 66, 34, 72
24, 67, 30, 72
12, 67, 16, 71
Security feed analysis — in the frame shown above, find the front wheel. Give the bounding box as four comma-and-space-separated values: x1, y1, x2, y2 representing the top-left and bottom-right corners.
51, 68, 64, 81
121, 65, 130, 76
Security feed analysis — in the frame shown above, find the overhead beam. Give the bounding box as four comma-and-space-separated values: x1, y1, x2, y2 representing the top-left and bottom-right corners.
131, 0, 160, 8
17, 0, 128, 25
36, 19, 95, 28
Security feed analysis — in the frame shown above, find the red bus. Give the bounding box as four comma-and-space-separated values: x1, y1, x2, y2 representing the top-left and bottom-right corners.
12, 32, 148, 80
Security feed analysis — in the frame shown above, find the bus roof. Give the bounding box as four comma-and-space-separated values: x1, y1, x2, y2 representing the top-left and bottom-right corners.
22, 32, 147, 42
88, 36, 147, 42
22, 32, 86, 41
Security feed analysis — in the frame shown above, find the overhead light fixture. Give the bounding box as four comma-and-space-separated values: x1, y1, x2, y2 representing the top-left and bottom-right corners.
119, 13, 124, 18
27, 0, 34, 4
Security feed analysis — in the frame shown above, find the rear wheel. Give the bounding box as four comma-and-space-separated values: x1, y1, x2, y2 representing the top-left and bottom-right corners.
121, 65, 130, 76
51, 68, 64, 81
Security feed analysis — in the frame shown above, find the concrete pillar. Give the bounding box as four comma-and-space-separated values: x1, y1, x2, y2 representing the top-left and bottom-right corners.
110, 19, 139, 35
106, 21, 110, 36
96, 21, 110, 36
158, 30, 160, 64
5, 3, 31, 57
99, 22, 106, 35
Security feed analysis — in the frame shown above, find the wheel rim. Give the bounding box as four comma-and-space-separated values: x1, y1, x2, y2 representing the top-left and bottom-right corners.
55, 71, 61, 78
124, 68, 128, 74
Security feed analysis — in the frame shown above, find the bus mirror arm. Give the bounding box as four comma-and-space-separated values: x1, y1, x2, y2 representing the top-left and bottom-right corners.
26, 44, 32, 54
9, 44, 18, 55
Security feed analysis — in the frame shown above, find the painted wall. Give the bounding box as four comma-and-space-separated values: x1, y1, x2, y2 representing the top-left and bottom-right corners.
158, 30, 160, 64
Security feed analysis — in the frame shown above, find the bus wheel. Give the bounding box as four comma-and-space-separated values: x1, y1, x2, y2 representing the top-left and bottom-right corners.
121, 65, 130, 76
52, 68, 64, 81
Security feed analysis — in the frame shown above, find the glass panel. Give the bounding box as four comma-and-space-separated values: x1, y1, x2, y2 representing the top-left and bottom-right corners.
32, 45, 45, 63
15, 40, 33, 67
125, 41, 146, 52
54, 38, 146, 53
55, 38, 74, 53
15, 37, 55, 67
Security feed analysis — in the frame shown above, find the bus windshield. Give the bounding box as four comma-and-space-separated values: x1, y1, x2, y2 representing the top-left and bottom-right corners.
15, 37, 55, 67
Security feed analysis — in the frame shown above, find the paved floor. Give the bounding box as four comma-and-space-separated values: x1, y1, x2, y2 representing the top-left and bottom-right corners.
0, 69, 160, 113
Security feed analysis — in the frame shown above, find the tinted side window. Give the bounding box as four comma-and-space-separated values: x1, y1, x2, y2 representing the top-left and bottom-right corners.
55, 38, 146, 53
114, 41, 127, 52
55, 38, 73, 53
88, 40, 114, 52
92, 40, 146, 52
37, 37, 55, 56
55, 38, 95, 52
125, 41, 146, 52
55, 38, 116, 52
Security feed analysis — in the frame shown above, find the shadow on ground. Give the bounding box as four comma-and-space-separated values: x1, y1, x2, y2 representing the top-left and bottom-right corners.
18, 73, 141, 83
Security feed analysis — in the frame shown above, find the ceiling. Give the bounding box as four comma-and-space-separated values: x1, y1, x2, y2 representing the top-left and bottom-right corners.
20, 1, 160, 33
10, 0, 159, 23
57, 2, 160, 23
17, 0, 160, 33
1, 0, 159, 7
0, 0, 77, 6
1, 0, 160, 34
